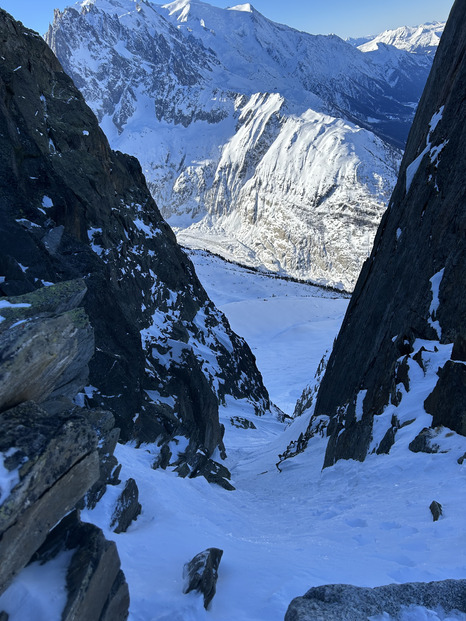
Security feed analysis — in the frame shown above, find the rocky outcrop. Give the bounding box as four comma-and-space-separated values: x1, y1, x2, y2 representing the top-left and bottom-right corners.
306, 0, 466, 466
183, 548, 223, 610
285, 580, 466, 621
0, 8, 271, 477
0, 401, 100, 593
0, 280, 93, 410
0, 281, 129, 618
110, 478, 141, 534
32, 512, 130, 621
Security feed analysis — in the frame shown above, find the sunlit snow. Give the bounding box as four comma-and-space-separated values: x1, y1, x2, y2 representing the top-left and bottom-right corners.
75, 253, 465, 621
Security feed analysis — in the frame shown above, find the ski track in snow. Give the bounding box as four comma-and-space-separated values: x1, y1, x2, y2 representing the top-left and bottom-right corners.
2, 252, 465, 621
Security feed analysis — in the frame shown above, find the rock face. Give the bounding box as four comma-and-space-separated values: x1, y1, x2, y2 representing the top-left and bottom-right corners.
43, 0, 444, 290
0, 280, 93, 410
306, 0, 466, 466
0, 281, 129, 619
0, 401, 100, 592
0, 8, 270, 477
285, 580, 466, 621
32, 512, 130, 621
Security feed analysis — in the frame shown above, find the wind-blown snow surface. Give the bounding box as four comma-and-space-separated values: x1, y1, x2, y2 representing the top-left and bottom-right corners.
45, 0, 427, 290
1, 253, 464, 619
64, 254, 465, 621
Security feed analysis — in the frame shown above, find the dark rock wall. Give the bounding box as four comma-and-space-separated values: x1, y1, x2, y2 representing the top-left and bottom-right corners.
311, 0, 465, 466
0, 280, 129, 618
0, 9, 270, 463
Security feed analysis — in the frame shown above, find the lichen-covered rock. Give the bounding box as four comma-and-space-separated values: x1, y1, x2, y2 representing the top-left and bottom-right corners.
183, 548, 223, 610
308, 0, 466, 467
0, 7, 271, 476
285, 580, 466, 620
0, 280, 93, 412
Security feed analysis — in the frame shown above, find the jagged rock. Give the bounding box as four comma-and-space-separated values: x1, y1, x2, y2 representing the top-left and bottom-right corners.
0, 611, 8, 621
409, 427, 442, 453
285, 580, 466, 620
309, 0, 466, 467
32, 511, 129, 621
230, 416, 257, 430
82, 409, 121, 510
63, 523, 128, 621
0, 280, 94, 412
458, 453, 466, 465
0, 7, 271, 475
110, 478, 142, 534
0, 402, 99, 594
152, 444, 172, 470
424, 361, 466, 436
98, 570, 130, 621
183, 548, 223, 610
430, 500, 443, 521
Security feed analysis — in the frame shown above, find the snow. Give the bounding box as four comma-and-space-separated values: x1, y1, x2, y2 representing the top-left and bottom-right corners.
405, 107, 446, 193
0, 300, 31, 324
133, 217, 160, 239
187, 250, 348, 412
355, 388, 367, 422
358, 23, 444, 55
70, 254, 464, 621
52, 0, 409, 290
428, 268, 445, 338
2, 252, 465, 620
0, 550, 73, 621
0, 448, 22, 504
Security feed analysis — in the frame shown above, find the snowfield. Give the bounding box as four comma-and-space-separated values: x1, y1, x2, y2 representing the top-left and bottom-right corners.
1, 252, 465, 621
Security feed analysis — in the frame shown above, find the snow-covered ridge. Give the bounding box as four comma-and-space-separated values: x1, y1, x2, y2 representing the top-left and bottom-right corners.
47, 1, 439, 289
358, 22, 445, 55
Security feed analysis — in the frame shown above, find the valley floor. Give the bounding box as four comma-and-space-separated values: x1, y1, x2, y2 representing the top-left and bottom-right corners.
2, 252, 465, 621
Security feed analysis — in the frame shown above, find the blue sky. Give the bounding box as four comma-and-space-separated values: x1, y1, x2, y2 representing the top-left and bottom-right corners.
1, 0, 454, 39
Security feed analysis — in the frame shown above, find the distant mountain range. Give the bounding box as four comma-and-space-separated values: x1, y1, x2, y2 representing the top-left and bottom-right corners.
46, 1, 444, 290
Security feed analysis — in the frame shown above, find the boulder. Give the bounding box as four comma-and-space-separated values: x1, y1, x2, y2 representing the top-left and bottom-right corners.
110, 478, 142, 534
183, 548, 223, 609
285, 580, 466, 620
430, 500, 443, 521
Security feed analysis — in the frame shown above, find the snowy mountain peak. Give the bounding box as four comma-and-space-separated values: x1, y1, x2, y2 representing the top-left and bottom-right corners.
229, 3, 255, 12
47, 0, 440, 290
358, 21, 445, 55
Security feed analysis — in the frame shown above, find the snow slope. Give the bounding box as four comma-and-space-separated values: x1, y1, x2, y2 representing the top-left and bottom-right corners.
358, 22, 445, 55
4, 253, 464, 621
45, 0, 444, 290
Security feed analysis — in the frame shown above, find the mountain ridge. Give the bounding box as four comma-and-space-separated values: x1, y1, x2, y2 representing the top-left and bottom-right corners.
45, 0, 442, 291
